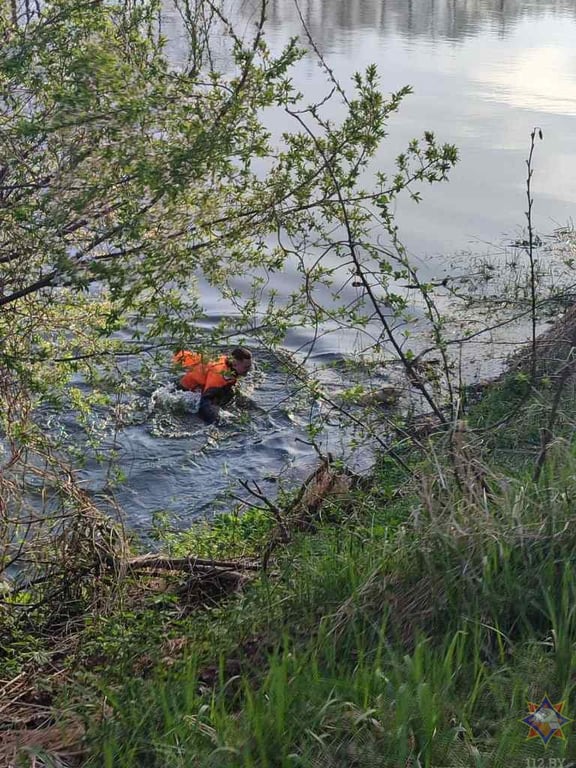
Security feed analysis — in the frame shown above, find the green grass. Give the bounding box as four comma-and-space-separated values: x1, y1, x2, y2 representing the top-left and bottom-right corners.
5, 376, 576, 767
77, 428, 576, 768
467, 371, 576, 471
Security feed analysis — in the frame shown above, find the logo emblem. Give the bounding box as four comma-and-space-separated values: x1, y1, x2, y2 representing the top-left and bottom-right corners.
521, 694, 571, 746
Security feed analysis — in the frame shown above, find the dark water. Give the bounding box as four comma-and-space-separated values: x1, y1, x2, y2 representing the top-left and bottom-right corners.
91, 0, 576, 531
73, 348, 388, 534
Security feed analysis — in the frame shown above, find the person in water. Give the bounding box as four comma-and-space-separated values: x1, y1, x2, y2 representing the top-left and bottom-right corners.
172, 347, 253, 424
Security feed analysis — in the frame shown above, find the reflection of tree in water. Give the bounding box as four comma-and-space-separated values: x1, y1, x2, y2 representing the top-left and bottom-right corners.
262, 0, 575, 43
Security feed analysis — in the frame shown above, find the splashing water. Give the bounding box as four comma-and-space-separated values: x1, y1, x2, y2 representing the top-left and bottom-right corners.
44, 347, 386, 529
151, 383, 202, 415
147, 367, 266, 440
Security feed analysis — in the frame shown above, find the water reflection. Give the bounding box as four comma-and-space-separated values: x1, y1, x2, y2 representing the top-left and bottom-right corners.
263, 0, 576, 43
235, 0, 576, 261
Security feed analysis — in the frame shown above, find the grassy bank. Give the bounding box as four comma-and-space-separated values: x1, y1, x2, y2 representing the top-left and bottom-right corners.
78, 374, 576, 767
5, 375, 576, 767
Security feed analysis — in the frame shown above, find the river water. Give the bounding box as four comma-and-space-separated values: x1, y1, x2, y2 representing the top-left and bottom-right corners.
85, 0, 576, 532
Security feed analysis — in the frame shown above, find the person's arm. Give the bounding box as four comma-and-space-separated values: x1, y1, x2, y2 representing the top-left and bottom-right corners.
198, 383, 235, 424
198, 394, 220, 424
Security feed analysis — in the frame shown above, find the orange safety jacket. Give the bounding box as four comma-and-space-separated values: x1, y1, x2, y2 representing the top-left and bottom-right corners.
172, 350, 237, 394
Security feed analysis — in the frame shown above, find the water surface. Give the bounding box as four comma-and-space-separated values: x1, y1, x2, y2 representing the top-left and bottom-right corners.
93, 0, 576, 529
241, 0, 576, 261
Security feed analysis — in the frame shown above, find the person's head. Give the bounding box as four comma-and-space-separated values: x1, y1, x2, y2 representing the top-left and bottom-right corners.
229, 347, 252, 376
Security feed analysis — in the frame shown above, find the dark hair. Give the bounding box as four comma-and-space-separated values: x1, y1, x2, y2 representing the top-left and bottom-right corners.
230, 347, 251, 361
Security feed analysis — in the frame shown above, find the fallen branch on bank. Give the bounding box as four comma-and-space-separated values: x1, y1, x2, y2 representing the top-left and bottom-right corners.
261, 456, 354, 569
292, 456, 354, 519
105, 553, 263, 606
121, 554, 261, 573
